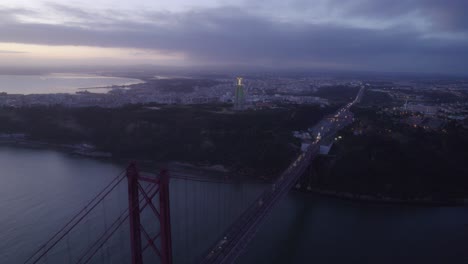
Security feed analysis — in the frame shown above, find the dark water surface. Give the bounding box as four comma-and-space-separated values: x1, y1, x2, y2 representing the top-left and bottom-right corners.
0, 146, 466, 264
0, 74, 141, 94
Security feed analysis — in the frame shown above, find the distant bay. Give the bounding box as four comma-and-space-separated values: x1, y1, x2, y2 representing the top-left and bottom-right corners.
0, 73, 142, 94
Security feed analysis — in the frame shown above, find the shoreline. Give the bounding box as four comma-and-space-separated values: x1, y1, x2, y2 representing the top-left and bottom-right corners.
0, 73, 145, 95
0, 138, 263, 184
1, 139, 465, 207
296, 186, 468, 207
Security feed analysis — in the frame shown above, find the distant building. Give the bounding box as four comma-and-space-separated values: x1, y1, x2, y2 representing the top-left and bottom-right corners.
404, 103, 438, 116
319, 144, 333, 155
234, 77, 245, 110
404, 116, 445, 131
463, 119, 468, 129
421, 118, 445, 130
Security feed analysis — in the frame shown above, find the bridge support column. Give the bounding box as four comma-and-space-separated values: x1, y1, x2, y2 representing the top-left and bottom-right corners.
159, 169, 173, 264
127, 163, 143, 264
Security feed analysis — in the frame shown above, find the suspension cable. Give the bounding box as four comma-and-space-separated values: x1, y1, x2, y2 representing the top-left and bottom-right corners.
24, 169, 127, 264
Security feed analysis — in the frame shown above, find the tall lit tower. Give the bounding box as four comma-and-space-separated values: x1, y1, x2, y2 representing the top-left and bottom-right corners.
234, 77, 245, 110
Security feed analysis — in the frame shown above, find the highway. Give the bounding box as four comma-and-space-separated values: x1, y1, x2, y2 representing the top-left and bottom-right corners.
199, 86, 365, 264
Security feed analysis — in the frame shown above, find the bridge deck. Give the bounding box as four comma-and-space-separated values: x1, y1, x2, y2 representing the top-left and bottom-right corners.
200, 144, 318, 264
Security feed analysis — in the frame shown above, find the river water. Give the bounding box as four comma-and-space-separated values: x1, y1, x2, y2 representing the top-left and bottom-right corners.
0, 146, 466, 264
0, 74, 141, 94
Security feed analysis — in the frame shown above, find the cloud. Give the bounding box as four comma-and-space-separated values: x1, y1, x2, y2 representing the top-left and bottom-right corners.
325, 0, 468, 32
0, 3, 467, 74
0, 50, 28, 53
0, 6, 36, 22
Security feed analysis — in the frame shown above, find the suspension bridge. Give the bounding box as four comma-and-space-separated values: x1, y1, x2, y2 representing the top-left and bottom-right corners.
23, 87, 364, 264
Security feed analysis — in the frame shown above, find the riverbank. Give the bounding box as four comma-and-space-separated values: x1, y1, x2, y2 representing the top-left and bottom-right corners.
295, 185, 468, 206
3, 138, 465, 206
0, 138, 112, 158
0, 138, 260, 184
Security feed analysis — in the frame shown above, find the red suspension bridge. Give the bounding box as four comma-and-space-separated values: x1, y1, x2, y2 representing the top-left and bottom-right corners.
24, 87, 364, 264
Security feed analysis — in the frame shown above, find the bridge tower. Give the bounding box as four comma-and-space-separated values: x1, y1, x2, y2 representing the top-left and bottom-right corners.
234, 77, 245, 110
127, 163, 173, 264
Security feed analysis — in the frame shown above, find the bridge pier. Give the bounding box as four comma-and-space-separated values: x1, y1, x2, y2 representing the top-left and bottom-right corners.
127, 163, 143, 264
295, 161, 321, 192
159, 169, 173, 264
126, 163, 173, 264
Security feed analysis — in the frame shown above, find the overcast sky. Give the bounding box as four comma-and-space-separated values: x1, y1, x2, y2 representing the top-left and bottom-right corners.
0, 0, 467, 74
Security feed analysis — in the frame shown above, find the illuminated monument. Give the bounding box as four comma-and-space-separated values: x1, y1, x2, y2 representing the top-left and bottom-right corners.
234, 77, 245, 110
